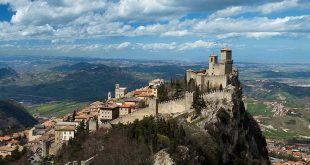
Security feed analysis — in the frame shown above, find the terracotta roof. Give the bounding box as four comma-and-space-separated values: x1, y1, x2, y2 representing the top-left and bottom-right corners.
124, 97, 143, 102
56, 125, 75, 131
134, 91, 143, 95
75, 115, 88, 119
0, 145, 16, 152
194, 69, 207, 74
0, 136, 11, 141
90, 101, 104, 106
101, 103, 119, 109
9, 139, 19, 144
120, 104, 132, 108
31, 134, 54, 143
42, 121, 55, 127
138, 92, 153, 97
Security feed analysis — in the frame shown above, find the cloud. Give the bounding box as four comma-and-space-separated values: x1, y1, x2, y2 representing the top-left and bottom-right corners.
161, 30, 190, 37
178, 40, 218, 50
259, 0, 299, 14
136, 40, 222, 51
0, 40, 224, 53
210, 0, 300, 18
9, 0, 107, 26
0, 0, 308, 53
137, 42, 177, 50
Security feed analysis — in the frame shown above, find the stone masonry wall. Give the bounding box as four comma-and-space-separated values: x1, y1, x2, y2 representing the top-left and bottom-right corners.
111, 90, 233, 124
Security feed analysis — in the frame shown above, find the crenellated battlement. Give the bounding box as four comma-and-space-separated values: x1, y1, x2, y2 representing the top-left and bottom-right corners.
186, 48, 237, 89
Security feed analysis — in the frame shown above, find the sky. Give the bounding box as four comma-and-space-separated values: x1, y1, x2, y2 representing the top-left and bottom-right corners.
0, 0, 309, 63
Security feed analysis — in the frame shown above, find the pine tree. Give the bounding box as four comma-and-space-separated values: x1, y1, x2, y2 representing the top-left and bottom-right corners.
71, 110, 76, 122
187, 78, 196, 92
192, 85, 206, 115
173, 80, 183, 99
158, 84, 169, 102
76, 120, 86, 135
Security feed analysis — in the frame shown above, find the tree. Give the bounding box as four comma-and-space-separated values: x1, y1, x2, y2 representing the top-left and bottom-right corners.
76, 120, 86, 135
158, 84, 169, 102
192, 85, 206, 115
71, 110, 76, 122
187, 78, 196, 92
173, 80, 183, 99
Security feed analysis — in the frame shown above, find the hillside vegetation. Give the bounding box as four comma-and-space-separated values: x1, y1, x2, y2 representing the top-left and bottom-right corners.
0, 100, 38, 135
28, 101, 89, 117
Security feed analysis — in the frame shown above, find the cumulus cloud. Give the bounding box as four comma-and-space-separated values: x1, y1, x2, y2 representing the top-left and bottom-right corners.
0, 0, 309, 54
210, 0, 301, 18
161, 30, 190, 37
0, 40, 224, 54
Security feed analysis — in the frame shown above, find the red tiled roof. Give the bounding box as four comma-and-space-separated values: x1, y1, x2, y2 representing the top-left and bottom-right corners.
0, 145, 16, 152
120, 104, 132, 108
0, 136, 11, 141
10, 139, 18, 144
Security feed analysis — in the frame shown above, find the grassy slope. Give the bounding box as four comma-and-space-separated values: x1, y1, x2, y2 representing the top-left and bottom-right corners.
246, 100, 273, 117
28, 102, 89, 117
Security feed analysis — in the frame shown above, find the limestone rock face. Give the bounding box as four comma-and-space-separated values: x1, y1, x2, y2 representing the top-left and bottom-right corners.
153, 149, 174, 165
201, 76, 270, 165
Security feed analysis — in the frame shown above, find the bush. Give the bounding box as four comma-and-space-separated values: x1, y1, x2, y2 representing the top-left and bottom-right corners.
216, 108, 230, 125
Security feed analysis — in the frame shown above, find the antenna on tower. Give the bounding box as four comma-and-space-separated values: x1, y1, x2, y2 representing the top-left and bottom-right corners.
211, 49, 215, 55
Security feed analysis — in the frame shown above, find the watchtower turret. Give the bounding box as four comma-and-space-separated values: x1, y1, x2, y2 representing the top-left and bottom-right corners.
220, 48, 233, 75
209, 54, 218, 71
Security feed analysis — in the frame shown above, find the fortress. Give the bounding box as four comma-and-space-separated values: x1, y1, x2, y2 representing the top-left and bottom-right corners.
186, 48, 238, 89
110, 48, 239, 124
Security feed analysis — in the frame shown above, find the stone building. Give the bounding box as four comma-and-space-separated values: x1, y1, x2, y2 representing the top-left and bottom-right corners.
123, 97, 145, 108
0, 144, 20, 157
119, 104, 133, 116
54, 122, 77, 144
115, 84, 127, 99
98, 104, 119, 124
88, 118, 97, 132
186, 48, 237, 89
89, 101, 104, 111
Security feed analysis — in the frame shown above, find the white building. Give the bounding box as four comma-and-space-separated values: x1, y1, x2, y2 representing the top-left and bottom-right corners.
149, 79, 164, 87
54, 122, 78, 144
115, 84, 127, 99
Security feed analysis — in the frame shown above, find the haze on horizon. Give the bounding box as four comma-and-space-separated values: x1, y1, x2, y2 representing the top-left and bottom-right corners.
0, 0, 309, 63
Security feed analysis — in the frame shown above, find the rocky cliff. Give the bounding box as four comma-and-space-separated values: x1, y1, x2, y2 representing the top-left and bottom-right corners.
153, 73, 270, 164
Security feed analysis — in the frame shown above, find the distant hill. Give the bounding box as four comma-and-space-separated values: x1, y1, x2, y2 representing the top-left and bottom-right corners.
0, 67, 18, 80
0, 62, 147, 103
51, 62, 120, 73
0, 100, 38, 135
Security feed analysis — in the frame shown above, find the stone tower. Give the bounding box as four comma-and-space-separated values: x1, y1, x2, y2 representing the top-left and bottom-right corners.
208, 54, 218, 76
220, 48, 233, 75
115, 84, 127, 99
108, 91, 112, 100
115, 84, 120, 89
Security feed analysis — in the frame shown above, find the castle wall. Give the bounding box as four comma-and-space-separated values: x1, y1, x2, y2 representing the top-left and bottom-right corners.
110, 106, 156, 124
202, 90, 232, 102
158, 98, 186, 114
203, 75, 228, 88
208, 64, 222, 76
110, 90, 233, 125
186, 70, 197, 82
